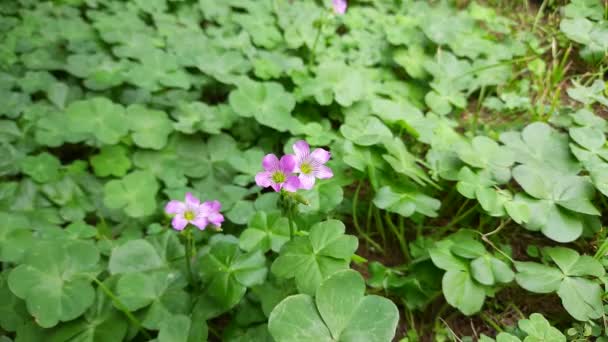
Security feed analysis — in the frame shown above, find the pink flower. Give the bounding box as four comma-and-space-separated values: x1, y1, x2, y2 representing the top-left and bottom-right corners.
255, 154, 300, 192
292, 140, 333, 190
332, 0, 347, 14
165, 193, 224, 231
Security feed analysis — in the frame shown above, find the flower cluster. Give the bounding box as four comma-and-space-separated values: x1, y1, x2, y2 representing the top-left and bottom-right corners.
255, 140, 333, 192
165, 193, 224, 231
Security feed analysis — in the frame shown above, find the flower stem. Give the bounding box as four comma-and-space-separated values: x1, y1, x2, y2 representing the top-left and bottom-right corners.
184, 227, 195, 287
92, 277, 152, 340
287, 206, 296, 240
309, 15, 325, 68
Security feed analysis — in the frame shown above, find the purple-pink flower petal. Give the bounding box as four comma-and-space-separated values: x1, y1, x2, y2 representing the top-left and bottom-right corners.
314, 165, 334, 179
185, 192, 200, 207
191, 216, 209, 230
202, 200, 221, 213
262, 154, 280, 171
208, 212, 225, 227
172, 215, 189, 230
293, 140, 310, 159
332, 0, 347, 14
283, 175, 301, 192
279, 154, 297, 173
298, 173, 316, 190
255, 171, 273, 187
310, 148, 331, 164
270, 182, 282, 192
165, 200, 185, 215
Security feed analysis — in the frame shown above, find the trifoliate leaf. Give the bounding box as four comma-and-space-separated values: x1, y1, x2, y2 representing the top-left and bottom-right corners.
103, 170, 159, 217
126, 104, 173, 150
271, 220, 358, 295
90, 145, 132, 177
66, 97, 128, 145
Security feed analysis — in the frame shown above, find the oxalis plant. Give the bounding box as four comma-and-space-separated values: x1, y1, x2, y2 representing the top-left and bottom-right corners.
161, 139, 399, 341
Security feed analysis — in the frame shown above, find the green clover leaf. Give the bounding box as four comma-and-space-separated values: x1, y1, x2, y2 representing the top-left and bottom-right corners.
103, 170, 159, 217
8, 240, 99, 328
268, 270, 399, 342
90, 145, 131, 177
229, 79, 295, 132
199, 235, 267, 310
239, 211, 290, 253
518, 313, 566, 342
373, 185, 441, 218
340, 115, 393, 146
271, 220, 358, 295
500, 122, 580, 174
20, 152, 61, 183
66, 97, 129, 145
516, 247, 604, 321
456, 136, 515, 183
126, 104, 173, 150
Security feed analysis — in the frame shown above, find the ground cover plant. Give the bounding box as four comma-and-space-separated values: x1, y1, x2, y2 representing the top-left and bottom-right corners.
0, 0, 607, 341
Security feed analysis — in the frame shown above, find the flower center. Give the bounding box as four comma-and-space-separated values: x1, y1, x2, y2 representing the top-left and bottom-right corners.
184, 210, 196, 221
271, 171, 286, 183
300, 162, 313, 175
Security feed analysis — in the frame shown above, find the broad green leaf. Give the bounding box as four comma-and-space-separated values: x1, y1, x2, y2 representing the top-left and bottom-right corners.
0, 271, 28, 332
382, 137, 435, 186
199, 236, 267, 309
340, 115, 392, 146
373, 186, 440, 218
500, 122, 580, 175
268, 270, 398, 342
268, 295, 332, 341
90, 145, 131, 177
514, 194, 584, 243
429, 240, 468, 272
546, 247, 604, 277
471, 255, 514, 285
514, 262, 563, 293
66, 98, 128, 145
126, 104, 173, 150
567, 80, 608, 106
271, 220, 358, 295
518, 313, 566, 341
109, 239, 164, 275
442, 270, 485, 315
8, 241, 99, 328
239, 211, 290, 253
457, 136, 514, 183
20, 152, 61, 183
570, 126, 606, 151
229, 79, 295, 132
103, 170, 159, 217
48, 283, 129, 342
557, 277, 603, 321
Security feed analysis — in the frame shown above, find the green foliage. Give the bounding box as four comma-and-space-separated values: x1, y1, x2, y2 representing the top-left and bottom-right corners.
271, 220, 358, 295
268, 270, 399, 342
1, 0, 607, 340
516, 247, 605, 321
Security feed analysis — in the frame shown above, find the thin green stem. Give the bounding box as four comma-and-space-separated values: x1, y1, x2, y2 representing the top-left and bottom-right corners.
484, 218, 511, 237
92, 278, 151, 339
473, 85, 486, 132
308, 15, 325, 67
184, 228, 195, 287
374, 207, 387, 250
532, 0, 547, 33
287, 206, 295, 240
480, 312, 503, 333
385, 212, 409, 261
353, 181, 384, 252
